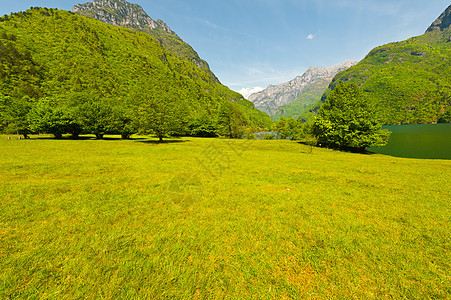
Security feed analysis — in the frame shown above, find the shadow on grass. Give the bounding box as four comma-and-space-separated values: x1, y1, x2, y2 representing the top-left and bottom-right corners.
35, 136, 92, 140
138, 139, 189, 145
296, 141, 377, 155
102, 137, 148, 141
17, 134, 189, 144
33, 135, 148, 141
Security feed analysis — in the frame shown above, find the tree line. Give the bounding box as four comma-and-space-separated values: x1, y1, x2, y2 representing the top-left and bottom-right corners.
0, 92, 258, 141
1, 81, 390, 152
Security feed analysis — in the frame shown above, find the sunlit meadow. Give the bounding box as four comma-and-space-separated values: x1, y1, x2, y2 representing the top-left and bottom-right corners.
0, 135, 449, 299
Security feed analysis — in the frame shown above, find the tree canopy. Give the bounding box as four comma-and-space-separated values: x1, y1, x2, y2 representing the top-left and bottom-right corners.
313, 82, 390, 151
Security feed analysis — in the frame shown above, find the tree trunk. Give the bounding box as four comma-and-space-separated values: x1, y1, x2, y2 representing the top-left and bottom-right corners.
121, 134, 130, 139
96, 134, 104, 139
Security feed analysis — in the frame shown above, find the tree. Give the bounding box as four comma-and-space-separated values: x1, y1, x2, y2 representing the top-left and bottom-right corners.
4, 96, 34, 138
313, 81, 390, 152
217, 102, 246, 138
63, 93, 91, 138
0, 94, 11, 132
271, 117, 307, 140
188, 115, 217, 137
78, 99, 114, 139
271, 117, 290, 139
28, 98, 70, 138
109, 105, 138, 139
138, 86, 187, 142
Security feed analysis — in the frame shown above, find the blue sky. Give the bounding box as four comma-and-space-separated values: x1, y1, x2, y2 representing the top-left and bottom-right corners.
1, 0, 449, 97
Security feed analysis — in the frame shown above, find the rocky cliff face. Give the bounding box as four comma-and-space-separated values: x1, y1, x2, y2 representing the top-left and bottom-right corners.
73, 0, 176, 35
74, 0, 218, 82
248, 60, 357, 116
426, 5, 451, 32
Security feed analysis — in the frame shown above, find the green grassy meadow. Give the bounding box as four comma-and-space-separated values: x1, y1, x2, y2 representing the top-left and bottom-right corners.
0, 135, 450, 299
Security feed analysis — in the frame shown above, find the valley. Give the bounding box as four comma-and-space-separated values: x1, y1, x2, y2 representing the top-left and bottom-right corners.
0, 1, 450, 299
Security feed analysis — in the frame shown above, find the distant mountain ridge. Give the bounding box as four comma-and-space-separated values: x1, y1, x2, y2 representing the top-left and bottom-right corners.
248, 60, 357, 117
272, 78, 332, 122
74, 0, 218, 82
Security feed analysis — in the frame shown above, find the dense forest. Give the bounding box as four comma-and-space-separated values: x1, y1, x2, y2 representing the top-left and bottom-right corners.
321, 27, 451, 125
0, 8, 272, 139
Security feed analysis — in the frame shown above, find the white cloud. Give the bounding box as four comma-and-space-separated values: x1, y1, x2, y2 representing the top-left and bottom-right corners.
237, 87, 264, 98
307, 34, 315, 40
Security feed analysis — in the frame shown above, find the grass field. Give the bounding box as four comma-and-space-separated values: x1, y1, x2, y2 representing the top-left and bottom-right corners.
0, 135, 450, 299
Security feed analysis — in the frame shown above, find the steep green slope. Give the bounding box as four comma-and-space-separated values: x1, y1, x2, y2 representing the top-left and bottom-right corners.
323, 26, 451, 124
73, 0, 219, 82
0, 8, 271, 135
273, 78, 331, 122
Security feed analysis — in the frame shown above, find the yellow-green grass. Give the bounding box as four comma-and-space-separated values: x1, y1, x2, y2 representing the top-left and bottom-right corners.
0, 135, 450, 299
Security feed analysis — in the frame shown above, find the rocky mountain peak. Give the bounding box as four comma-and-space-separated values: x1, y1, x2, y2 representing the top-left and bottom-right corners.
73, 0, 177, 36
426, 5, 451, 33
248, 60, 357, 116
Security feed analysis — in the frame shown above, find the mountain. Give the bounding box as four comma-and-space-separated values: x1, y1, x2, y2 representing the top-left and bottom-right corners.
426, 5, 451, 32
322, 5, 451, 125
0, 8, 272, 136
73, 0, 218, 82
272, 78, 331, 122
248, 60, 357, 117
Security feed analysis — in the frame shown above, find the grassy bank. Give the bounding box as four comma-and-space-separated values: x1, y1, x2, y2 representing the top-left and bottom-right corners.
0, 135, 450, 299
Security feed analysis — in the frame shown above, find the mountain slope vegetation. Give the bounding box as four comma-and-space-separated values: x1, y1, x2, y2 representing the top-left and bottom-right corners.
322, 7, 451, 125
0, 8, 271, 137
73, 0, 218, 82
273, 78, 331, 122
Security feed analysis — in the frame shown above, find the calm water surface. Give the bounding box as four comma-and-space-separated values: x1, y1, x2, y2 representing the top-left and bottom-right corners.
369, 123, 451, 159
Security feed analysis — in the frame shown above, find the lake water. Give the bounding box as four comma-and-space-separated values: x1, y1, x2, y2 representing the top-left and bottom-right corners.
369, 123, 451, 159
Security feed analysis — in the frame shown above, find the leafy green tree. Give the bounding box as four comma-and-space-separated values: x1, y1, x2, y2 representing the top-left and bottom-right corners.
65, 107, 83, 139
287, 118, 307, 141
0, 94, 11, 132
62, 93, 92, 138
110, 105, 138, 139
271, 117, 291, 139
188, 115, 217, 137
217, 102, 246, 138
4, 96, 34, 138
313, 82, 390, 151
138, 87, 187, 142
79, 100, 115, 139
28, 98, 70, 138
271, 117, 307, 140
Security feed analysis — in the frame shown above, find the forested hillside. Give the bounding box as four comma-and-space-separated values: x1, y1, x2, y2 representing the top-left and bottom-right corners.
322, 11, 451, 125
73, 0, 219, 82
0, 8, 271, 138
